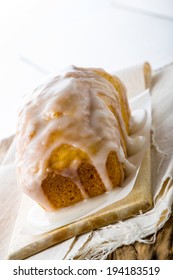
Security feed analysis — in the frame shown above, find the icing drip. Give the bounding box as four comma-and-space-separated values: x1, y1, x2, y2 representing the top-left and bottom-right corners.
15, 66, 143, 211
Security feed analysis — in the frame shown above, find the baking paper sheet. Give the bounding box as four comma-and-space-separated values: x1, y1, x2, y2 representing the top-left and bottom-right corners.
22, 89, 151, 235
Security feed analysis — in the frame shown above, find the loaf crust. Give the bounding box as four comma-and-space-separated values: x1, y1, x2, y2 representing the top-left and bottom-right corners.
16, 66, 131, 211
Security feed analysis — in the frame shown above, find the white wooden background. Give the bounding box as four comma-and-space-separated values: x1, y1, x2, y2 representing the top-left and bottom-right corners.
0, 0, 173, 139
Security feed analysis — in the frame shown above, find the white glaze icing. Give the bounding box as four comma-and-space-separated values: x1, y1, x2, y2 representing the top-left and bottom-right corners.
15, 66, 143, 211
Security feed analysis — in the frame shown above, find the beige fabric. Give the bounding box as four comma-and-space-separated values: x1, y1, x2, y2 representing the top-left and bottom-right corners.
0, 140, 21, 260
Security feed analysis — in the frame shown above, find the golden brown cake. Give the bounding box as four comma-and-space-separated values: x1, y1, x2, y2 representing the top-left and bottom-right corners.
15, 66, 131, 211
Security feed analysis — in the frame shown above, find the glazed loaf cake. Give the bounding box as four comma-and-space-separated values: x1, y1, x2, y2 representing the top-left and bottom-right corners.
16, 66, 131, 211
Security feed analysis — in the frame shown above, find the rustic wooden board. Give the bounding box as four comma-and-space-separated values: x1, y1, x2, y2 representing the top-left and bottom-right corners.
7, 144, 152, 260
1, 136, 172, 260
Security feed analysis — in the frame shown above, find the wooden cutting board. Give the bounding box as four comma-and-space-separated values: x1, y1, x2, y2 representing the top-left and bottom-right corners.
7, 145, 152, 260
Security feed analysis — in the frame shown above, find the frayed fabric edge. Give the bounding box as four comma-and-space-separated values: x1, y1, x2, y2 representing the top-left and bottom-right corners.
67, 187, 173, 260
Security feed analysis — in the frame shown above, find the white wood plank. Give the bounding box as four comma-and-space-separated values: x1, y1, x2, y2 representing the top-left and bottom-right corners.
0, 0, 173, 140
0, 59, 45, 139
19, 0, 173, 73
113, 0, 173, 19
